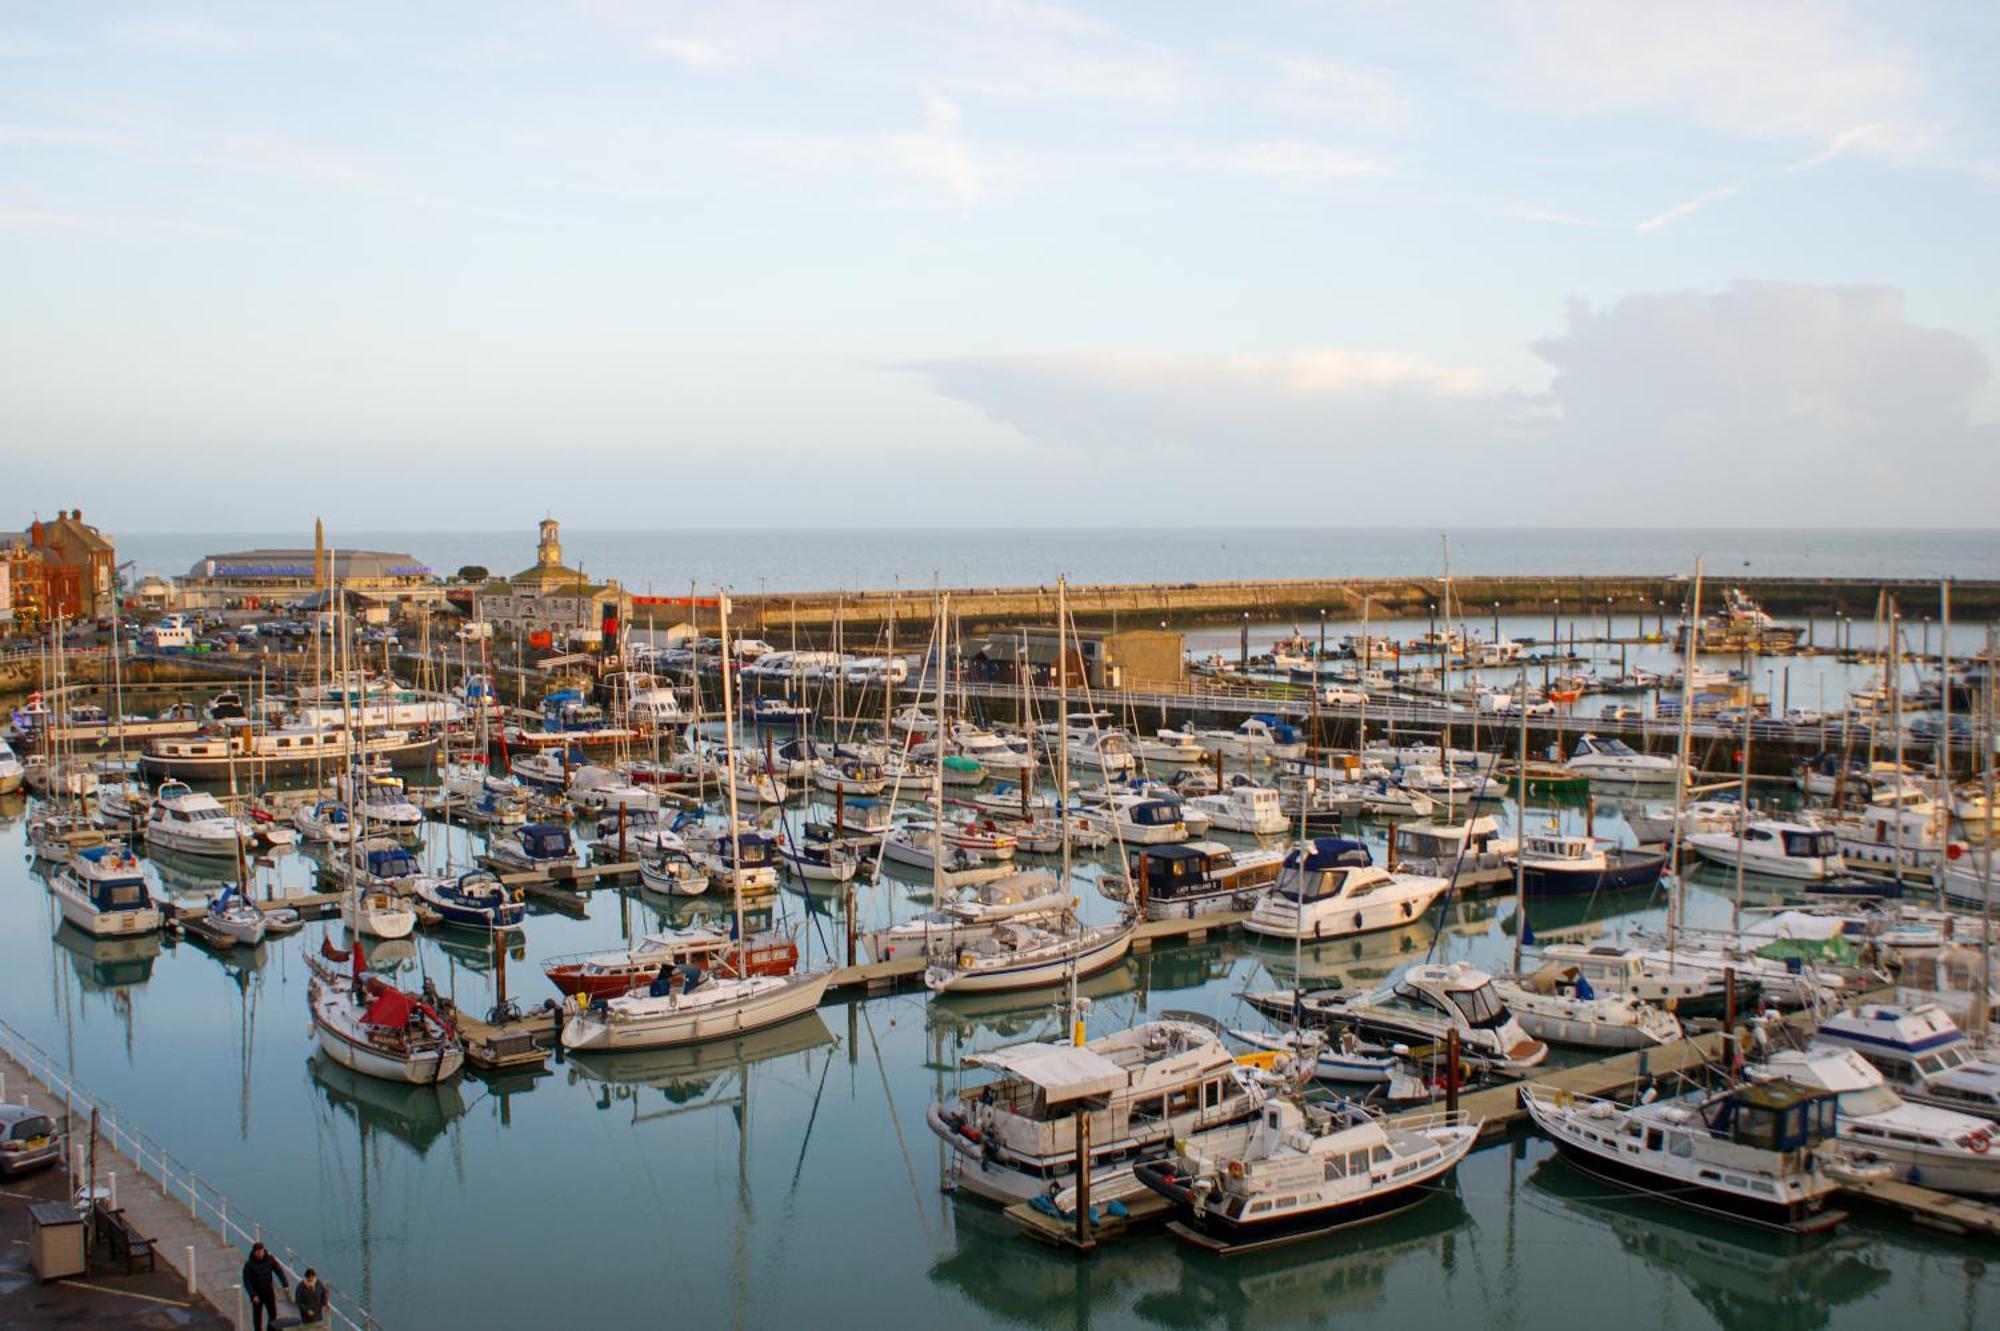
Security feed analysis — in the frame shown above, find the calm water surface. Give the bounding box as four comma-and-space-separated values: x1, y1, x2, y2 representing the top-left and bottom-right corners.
1, 765, 1992, 1329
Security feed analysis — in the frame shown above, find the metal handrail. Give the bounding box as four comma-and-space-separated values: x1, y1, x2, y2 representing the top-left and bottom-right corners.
0, 1017, 379, 1331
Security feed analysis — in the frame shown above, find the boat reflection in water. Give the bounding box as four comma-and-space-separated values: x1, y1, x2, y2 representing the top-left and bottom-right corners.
1132, 938, 1233, 994
1246, 920, 1437, 989
929, 1178, 1470, 1331
1526, 1152, 1889, 1331
566, 1011, 834, 1109
53, 921, 161, 990
924, 965, 1138, 1042
308, 1050, 469, 1158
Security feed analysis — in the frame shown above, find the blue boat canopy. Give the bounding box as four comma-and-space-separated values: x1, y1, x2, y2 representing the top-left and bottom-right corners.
365, 847, 418, 877
1297, 838, 1372, 871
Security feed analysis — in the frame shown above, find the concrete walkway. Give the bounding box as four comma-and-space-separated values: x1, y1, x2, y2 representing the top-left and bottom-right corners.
0, 1046, 254, 1329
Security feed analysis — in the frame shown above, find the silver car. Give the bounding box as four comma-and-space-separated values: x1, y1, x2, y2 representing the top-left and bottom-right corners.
0, 1104, 60, 1177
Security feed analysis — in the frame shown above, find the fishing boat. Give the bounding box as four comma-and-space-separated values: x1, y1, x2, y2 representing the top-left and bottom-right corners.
1246, 962, 1549, 1075
1519, 1080, 1845, 1234
50, 845, 163, 937
1747, 1045, 2000, 1197
1494, 964, 1682, 1049
1565, 734, 1681, 786
1812, 1004, 2000, 1116
143, 782, 251, 858
1391, 816, 1518, 880
1686, 819, 1845, 881
1135, 1098, 1478, 1254
414, 870, 525, 932
1244, 841, 1446, 943
485, 822, 578, 875
308, 940, 464, 1084
1507, 832, 1666, 897
926, 1016, 1284, 1205
923, 915, 1136, 996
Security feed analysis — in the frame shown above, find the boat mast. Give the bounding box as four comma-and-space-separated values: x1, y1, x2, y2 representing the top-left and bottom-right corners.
718, 590, 747, 974
1890, 598, 1907, 881
1058, 576, 1080, 1045
1979, 633, 1994, 1043
1937, 579, 1951, 906
930, 593, 946, 909
1664, 559, 1703, 957
1511, 662, 1529, 975
1731, 646, 1752, 935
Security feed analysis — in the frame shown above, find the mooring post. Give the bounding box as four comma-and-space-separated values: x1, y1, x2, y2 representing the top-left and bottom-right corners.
1074, 1106, 1092, 1250
1444, 1028, 1461, 1116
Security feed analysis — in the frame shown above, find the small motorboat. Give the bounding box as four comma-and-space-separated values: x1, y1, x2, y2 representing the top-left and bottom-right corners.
414, 870, 526, 932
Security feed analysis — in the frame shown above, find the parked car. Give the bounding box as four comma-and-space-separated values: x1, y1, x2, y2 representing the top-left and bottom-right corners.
0, 1104, 60, 1178
1320, 686, 1367, 706
1598, 704, 1641, 723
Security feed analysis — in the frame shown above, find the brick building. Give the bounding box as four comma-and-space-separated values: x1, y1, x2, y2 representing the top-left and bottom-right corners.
3, 509, 117, 626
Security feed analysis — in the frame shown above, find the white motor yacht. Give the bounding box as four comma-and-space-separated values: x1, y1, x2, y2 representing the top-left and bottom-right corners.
1245, 841, 1447, 943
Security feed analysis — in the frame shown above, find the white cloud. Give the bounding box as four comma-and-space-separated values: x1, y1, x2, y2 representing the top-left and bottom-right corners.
1635, 182, 1740, 234
1783, 122, 1896, 173
1533, 282, 1995, 518
902, 282, 1997, 523
1211, 141, 1387, 180
650, 36, 720, 68
891, 97, 984, 208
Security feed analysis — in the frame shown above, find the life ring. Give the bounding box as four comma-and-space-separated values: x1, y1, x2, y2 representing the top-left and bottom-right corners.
1968, 1133, 1991, 1155
1226, 1158, 1246, 1179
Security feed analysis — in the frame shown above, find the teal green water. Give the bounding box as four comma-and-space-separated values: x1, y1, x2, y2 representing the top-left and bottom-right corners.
0, 785, 1992, 1330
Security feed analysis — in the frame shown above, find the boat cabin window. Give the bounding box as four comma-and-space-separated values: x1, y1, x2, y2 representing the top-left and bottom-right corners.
1168, 1087, 1198, 1115
1446, 983, 1508, 1029
1133, 1095, 1165, 1122
1203, 1079, 1222, 1109
1644, 1128, 1663, 1152
1370, 1145, 1391, 1165
1347, 1150, 1368, 1176
1744, 827, 1773, 843
1324, 1157, 1347, 1181
1784, 831, 1838, 857
1836, 1084, 1901, 1118
1916, 1046, 1970, 1076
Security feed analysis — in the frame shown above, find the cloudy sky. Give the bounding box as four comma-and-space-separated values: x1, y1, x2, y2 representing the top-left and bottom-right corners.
4, 2, 1996, 529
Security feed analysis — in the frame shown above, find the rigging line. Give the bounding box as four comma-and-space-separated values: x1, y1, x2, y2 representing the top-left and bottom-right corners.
859, 1000, 933, 1242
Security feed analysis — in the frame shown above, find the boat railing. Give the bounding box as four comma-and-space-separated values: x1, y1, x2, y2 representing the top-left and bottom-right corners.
0, 1016, 383, 1331
1387, 1108, 1474, 1133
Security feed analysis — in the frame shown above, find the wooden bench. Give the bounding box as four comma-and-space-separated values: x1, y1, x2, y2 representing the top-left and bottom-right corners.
90, 1201, 157, 1274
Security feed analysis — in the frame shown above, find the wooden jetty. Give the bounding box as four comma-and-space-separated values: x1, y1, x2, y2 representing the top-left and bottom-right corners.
1837, 1176, 2000, 1239
453, 1007, 559, 1072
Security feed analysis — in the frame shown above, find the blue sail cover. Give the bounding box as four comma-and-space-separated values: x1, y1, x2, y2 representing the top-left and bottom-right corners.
1301, 838, 1372, 871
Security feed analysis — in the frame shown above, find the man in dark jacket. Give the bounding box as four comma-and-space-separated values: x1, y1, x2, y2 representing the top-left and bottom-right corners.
242, 1242, 290, 1330
294, 1267, 329, 1324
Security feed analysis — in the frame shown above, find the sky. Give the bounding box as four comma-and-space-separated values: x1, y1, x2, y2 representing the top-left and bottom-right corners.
3, 1, 1997, 530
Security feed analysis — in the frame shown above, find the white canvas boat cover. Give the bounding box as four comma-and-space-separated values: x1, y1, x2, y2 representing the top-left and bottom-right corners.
1745, 911, 1845, 942
965, 1042, 1125, 1102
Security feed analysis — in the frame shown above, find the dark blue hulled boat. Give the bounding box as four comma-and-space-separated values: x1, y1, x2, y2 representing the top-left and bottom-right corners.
415, 869, 526, 931
1510, 832, 1666, 897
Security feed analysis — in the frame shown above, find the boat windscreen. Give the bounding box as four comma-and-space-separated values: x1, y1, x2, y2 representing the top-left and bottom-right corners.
1447, 983, 1508, 1028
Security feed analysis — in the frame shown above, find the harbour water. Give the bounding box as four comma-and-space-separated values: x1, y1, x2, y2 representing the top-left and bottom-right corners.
0, 769, 1993, 1329
119, 527, 2000, 593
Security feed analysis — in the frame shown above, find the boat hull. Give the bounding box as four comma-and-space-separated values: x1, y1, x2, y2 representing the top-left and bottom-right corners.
560, 972, 832, 1051
1520, 849, 1666, 898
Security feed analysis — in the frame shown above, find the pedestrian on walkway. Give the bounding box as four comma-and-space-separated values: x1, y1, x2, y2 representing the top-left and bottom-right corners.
295, 1267, 329, 1325
242, 1241, 290, 1331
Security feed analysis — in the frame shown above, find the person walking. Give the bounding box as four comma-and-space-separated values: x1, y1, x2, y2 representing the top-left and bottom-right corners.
294, 1267, 330, 1325
242, 1242, 291, 1331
